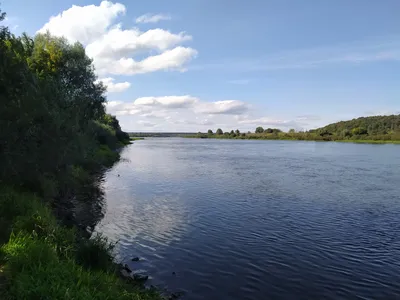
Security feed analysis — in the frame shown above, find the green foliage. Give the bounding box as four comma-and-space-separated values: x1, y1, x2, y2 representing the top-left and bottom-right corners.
216, 128, 223, 135
75, 234, 116, 272
190, 115, 400, 143
95, 145, 120, 167
0, 16, 129, 196
130, 137, 145, 141
255, 126, 264, 133
207, 129, 213, 134
0, 187, 161, 300
0, 10, 151, 300
320, 115, 400, 136
2, 235, 159, 300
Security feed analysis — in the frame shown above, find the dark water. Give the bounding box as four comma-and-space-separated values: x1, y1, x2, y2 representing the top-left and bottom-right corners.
95, 138, 400, 300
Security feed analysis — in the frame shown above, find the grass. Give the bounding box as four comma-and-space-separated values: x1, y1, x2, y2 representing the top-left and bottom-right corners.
95, 145, 120, 167
130, 137, 145, 141
0, 186, 162, 300
334, 139, 400, 144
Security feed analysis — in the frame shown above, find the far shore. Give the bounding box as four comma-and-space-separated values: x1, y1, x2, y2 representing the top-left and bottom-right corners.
185, 135, 400, 145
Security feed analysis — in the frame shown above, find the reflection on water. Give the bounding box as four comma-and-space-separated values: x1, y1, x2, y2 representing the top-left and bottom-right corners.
54, 174, 107, 234
95, 138, 400, 300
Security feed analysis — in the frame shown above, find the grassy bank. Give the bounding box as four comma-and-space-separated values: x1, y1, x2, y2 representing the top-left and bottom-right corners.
0, 186, 160, 300
333, 139, 400, 144
130, 137, 145, 141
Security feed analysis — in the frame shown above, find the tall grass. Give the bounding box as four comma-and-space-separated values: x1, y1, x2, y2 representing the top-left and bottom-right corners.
0, 187, 161, 300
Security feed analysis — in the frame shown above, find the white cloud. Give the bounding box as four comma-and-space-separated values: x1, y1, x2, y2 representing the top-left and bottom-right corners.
106, 101, 143, 116
134, 95, 198, 108
96, 46, 197, 75
238, 117, 300, 128
135, 13, 171, 24
38, 1, 126, 44
38, 1, 197, 76
295, 115, 321, 121
105, 96, 250, 120
196, 100, 248, 115
105, 96, 260, 131
137, 120, 156, 127
108, 96, 324, 132
96, 77, 131, 93
86, 27, 192, 60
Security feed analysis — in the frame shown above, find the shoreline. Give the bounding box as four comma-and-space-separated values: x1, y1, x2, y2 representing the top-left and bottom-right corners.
0, 143, 163, 300
185, 136, 400, 145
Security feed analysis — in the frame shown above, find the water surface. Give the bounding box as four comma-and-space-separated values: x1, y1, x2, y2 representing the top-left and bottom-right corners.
95, 138, 400, 300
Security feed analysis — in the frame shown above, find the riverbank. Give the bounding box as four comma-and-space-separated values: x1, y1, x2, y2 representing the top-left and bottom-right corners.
0, 145, 162, 300
0, 16, 162, 299
130, 137, 145, 141
186, 134, 400, 144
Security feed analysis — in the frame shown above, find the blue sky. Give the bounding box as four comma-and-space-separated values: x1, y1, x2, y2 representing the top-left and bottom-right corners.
3, 0, 400, 131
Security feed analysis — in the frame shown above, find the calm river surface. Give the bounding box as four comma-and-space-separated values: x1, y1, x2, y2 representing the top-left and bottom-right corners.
95, 138, 400, 300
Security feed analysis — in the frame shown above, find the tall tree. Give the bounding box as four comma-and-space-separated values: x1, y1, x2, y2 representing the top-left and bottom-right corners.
255, 126, 264, 133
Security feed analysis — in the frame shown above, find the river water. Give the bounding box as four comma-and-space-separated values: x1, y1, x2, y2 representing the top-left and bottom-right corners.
95, 138, 400, 300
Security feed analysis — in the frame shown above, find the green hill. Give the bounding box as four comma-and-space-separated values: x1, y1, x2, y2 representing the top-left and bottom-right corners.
312, 115, 400, 139
191, 115, 400, 143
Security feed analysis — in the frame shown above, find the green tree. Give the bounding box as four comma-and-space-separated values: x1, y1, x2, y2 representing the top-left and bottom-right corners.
0, 20, 128, 195
235, 129, 240, 135
352, 127, 368, 135
207, 129, 213, 134
255, 126, 264, 133
265, 128, 273, 133
289, 129, 296, 133
216, 128, 223, 135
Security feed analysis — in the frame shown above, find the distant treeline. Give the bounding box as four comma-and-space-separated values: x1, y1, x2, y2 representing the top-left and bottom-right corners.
129, 132, 196, 137
189, 115, 400, 143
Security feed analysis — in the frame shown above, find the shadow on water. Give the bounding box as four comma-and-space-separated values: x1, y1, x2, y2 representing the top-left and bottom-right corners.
52, 148, 134, 236
52, 173, 108, 237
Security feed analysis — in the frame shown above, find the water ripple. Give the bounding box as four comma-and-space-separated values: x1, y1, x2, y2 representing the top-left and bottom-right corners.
95, 139, 400, 300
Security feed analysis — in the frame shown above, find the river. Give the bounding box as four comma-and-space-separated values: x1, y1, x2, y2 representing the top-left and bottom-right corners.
94, 138, 400, 300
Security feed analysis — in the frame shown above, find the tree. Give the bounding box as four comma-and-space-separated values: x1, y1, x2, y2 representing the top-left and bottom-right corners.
216, 128, 223, 135
265, 128, 273, 133
207, 129, 213, 134
235, 129, 240, 135
0, 23, 129, 196
352, 127, 367, 135
255, 126, 264, 133
289, 129, 296, 133
230, 130, 234, 135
